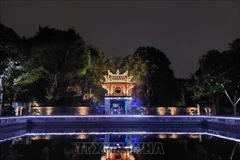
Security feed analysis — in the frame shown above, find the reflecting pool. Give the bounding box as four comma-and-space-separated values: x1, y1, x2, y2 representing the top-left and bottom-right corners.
0, 126, 240, 160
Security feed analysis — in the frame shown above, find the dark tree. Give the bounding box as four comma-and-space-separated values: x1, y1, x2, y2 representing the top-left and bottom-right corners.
123, 46, 181, 106
105, 57, 123, 73
0, 23, 22, 114
15, 26, 91, 105
66, 46, 106, 106
193, 39, 240, 115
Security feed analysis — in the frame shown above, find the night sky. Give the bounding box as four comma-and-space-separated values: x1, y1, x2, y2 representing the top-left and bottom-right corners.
1, 1, 240, 78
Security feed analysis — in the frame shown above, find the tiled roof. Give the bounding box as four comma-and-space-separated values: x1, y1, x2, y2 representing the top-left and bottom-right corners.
102, 69, 134, 83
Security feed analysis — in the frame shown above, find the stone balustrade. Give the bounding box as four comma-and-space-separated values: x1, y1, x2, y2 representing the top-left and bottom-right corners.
0, 115, 240, 128
24, 115, 205, 126
0, 116, 28, 126
1, 115, 240, 143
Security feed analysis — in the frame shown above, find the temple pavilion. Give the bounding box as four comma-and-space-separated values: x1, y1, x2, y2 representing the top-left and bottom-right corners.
101, 69, 136, 115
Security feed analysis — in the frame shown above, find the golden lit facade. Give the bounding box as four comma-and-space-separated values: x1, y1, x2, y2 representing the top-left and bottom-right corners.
101, 70, 135, 114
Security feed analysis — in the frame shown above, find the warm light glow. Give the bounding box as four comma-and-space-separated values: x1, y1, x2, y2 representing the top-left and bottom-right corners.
1, 130, 240, 143
77, 107, 90, 115
188, 134, 200, 139
31, 107, 54, 115
29, 135, 51, 140
169, 134, 178, 139
187, 107, 197, 115
14, 137, 22, 141
167, 107, 177, 115
32, 101, 39, 107
156, 107, 166, 115
44, 135, 51, 140
101, 148, 134, 160
46, 107, 53, 115
76, 134, 88, 139
30, 136, 40, 140
158, 134, 167, 138
24, 131, 240, 142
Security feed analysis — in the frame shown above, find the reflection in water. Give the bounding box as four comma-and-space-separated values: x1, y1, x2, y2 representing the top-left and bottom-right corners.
0, 133, 240, 160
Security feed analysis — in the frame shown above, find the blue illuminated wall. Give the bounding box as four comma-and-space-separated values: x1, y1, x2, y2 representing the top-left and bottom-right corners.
104, 97, 132, 115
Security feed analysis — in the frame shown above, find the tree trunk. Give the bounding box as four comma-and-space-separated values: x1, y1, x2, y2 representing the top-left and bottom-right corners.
233, 104, 237, 116
233, 95, 239, 116
229, 142, 239, 160
146, 84, 150, 107
223, 91, 240, 115
81, 87, 85, 101
209, 95, 218, 115
0, 75, 3, 115
213, 96, 219, 115
50, 73, 58, 93
221, 84, 240, 115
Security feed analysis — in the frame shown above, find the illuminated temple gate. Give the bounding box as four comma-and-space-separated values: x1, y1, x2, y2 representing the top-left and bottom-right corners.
101, 70, 135, 115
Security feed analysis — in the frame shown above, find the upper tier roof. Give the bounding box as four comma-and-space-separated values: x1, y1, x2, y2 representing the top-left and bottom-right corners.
101, 69, 134, 83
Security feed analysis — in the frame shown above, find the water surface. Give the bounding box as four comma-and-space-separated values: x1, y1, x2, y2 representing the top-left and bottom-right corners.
1, 126, 240, 160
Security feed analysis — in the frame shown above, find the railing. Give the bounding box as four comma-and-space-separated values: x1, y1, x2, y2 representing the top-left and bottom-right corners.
0, 116, 28, 126
1, 115, 240, 128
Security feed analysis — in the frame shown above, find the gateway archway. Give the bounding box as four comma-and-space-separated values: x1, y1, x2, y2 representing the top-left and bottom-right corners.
101, 70, 135, 115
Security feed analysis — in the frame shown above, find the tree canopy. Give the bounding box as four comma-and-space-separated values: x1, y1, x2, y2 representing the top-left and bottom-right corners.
193, 39, 240, 115
0, 23, 24, 113
13, 26, 91, 104
1, 23, 240, 116
123, 46, 182, 106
